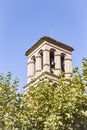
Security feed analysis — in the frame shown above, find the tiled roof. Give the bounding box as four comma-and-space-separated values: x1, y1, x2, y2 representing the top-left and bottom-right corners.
25, 36, 74, 56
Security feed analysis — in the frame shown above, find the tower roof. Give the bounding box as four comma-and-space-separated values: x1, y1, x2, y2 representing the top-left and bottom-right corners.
25, 36, 74, 56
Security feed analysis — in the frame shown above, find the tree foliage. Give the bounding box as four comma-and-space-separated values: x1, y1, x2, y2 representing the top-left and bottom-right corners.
0, 58, 87, 130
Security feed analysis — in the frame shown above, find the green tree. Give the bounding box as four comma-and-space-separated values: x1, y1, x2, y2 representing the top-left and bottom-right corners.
0, 72, 25, 130
25, 58, 87, 130
0, 58, 87, 130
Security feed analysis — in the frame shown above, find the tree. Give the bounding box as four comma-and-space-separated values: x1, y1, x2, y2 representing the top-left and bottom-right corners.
0, 72, 24, 130
25, 58, 87, 130
0, 58, 87, 130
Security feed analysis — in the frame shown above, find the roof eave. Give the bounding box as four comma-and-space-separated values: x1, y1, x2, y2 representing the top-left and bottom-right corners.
25, 36, 74, 56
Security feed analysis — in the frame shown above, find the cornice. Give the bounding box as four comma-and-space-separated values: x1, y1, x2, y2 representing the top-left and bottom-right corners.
25, 36, 74, 56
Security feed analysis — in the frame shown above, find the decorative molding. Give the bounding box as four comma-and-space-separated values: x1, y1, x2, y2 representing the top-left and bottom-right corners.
25, 36, 74, 56
24, 71, 58, 89
36, 70, 42, 72
65, 58, 72, 61
27, 61, 34, 65
55, 68, 61, 70
45, 42, 72, 55
43, 63, 50, 67
43, 49, 50, 52
34, 71, 58, 81
55, 54, 61, 56
36, 55, 41, 58
26, 41, 45, 57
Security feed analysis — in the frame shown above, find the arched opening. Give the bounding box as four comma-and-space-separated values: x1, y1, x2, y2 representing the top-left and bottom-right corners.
61, 54, 65, 72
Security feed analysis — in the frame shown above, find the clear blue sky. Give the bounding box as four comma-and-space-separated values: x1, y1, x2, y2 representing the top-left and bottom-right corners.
0, 0, 87, 92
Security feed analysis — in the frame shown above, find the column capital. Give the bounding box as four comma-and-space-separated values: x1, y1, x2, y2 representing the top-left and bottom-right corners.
35, 55, 41, 58
65, 58, 72, 61
55, 54, 61, 56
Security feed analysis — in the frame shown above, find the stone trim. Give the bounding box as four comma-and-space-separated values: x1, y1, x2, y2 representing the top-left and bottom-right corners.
45, 71, 58, 78
65, 58, 72, 61
24, 71, 58, 89
27, 42, 45, 58
35, 56, 41, 58
36, 70, 42, 72
43, 63, 50, 67
43, 49, 49, 52
43, 49, 56, 52
55, 68, 61, 70
24, 71, 72, 89
55, 54, 61, 56
24, 81, 33, 89
46, 42, 72, 55
28, 75, 34, 78
27, 61, 34, 65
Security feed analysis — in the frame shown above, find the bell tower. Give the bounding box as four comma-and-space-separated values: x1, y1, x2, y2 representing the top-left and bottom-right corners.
24, 36, 74, 92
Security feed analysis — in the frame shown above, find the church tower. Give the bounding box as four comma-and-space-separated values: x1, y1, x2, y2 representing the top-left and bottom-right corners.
24, 36, 74, 93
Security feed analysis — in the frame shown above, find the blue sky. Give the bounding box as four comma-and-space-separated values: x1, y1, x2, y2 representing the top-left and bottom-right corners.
0, 0, 87, 92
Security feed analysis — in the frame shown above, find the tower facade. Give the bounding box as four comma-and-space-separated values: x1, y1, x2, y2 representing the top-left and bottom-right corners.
24, 36, 74, 92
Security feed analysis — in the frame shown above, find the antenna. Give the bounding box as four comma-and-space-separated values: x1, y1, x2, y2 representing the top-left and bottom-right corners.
50, 23, 53, 38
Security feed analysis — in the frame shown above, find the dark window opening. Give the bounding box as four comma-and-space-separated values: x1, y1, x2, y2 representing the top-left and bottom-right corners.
61, 56, 65, 72
40, 51, 43, 70
50, 51, 55, 70
33, 58, 36, 75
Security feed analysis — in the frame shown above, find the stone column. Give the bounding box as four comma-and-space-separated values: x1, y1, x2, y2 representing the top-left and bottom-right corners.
43, 49, 50, 72
65, 55, 72, 78
36, 55, 41, 77
27, 59, 34, 83
54, 54, 61, 75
